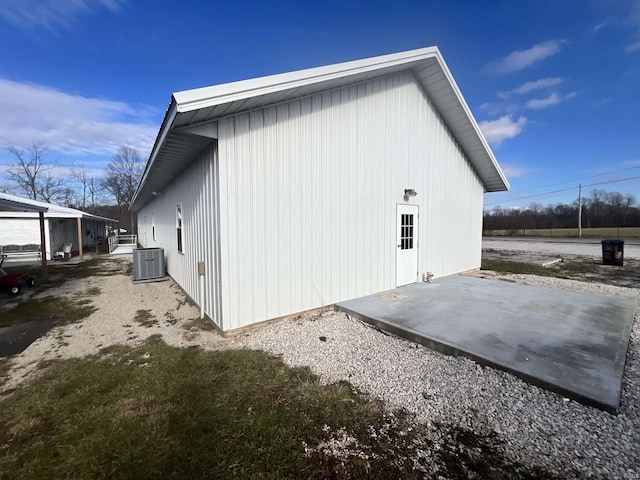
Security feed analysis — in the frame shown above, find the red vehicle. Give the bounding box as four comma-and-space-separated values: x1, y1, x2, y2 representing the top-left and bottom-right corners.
0, 254, 36, 295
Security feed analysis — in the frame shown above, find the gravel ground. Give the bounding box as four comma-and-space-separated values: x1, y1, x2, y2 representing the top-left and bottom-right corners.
2, 256, 639, 478
236, 284, 640, 479
483, 237, 640, 259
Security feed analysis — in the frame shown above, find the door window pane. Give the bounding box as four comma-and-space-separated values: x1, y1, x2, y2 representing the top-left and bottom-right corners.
400, 214, 414, 250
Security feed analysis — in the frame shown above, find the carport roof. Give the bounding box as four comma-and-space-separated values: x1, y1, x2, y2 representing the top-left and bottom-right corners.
130, 46, 510, 211
0, 192, 48, 212
0, 192, 116, 222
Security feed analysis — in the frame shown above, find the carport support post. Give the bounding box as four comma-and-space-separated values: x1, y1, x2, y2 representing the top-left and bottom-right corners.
39, 212, 48, 281
77, 217, 83, 260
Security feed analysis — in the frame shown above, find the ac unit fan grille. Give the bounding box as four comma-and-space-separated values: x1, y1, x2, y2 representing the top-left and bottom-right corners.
133, 248, 165, 281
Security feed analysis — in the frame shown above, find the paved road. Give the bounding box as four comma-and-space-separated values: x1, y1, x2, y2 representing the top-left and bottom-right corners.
483, 236, 640, 259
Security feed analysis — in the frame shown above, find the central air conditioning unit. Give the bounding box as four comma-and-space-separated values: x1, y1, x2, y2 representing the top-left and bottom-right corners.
133, 247, 165, 282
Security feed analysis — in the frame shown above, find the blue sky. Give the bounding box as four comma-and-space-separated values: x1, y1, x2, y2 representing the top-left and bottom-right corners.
0, 0, 639, 209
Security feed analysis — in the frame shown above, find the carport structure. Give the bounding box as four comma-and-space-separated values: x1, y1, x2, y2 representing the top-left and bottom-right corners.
0, 193, 49, 279
337, 275, 636, 413
0, 192, 117, 264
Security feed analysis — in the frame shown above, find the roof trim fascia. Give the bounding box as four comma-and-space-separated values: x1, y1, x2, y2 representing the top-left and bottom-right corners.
130, 100, 178, 208
173, 47, 440, 113
430, 49, 510, 191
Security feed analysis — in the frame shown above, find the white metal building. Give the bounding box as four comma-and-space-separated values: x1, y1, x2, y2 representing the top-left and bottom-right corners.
131, 47, 509, 333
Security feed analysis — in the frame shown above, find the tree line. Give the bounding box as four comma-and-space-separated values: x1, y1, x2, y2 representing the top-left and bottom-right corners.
2, 141, 143, 230
484, 190, 640, 232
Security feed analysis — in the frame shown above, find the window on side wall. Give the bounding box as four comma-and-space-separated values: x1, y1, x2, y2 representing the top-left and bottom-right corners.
176, 204, 184, 253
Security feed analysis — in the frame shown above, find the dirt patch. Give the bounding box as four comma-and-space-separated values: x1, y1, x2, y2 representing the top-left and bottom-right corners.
133, 309, 158, 328
483, 249, 640, 288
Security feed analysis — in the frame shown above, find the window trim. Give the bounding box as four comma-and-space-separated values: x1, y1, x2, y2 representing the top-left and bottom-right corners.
176, 203, 184, 254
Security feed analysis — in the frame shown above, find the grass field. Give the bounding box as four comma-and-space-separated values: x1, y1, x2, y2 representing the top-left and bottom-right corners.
483, 227, 640, 238
0, 255, 563, 479
0, 337, 558, 479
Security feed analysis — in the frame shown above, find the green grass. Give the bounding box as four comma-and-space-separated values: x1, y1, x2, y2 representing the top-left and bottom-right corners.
481, 259, 555, 277
481, 257, 640, 287
484, 227, 640, 238
481, 258, 593, 278
0, 337, 561, 479
0, 294, 96, 328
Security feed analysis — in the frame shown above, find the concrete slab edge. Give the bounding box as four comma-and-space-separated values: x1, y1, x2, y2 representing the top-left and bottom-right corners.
336, 304, 620, 414
616, 310, 637, 411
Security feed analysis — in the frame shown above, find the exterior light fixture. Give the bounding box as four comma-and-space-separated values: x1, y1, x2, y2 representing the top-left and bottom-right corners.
151, 191, 164, 197
404, 189, 417, 197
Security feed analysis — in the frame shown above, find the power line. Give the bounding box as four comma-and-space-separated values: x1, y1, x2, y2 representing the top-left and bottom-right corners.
484, 175, 640, 207
490, 164, 640, 202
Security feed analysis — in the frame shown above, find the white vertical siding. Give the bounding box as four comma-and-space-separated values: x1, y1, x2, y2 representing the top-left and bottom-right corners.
0, 218, 40, 245
217, 70, 485, 330
137, 147, 223, 328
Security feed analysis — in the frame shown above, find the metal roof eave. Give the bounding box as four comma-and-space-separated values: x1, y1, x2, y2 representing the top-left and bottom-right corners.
82, 212, 119, 223
131, 47, 509, 211
0, 192, 118, 220
0, 196, 48, 213
129, 100, 179, 211
173, 47, 441, 113
418, 48, 509, 192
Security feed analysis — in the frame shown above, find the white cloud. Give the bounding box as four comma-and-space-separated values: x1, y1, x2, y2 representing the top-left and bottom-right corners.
593, 20, 610, 33
487, 40, 567, 74
593, 98, 611, 108
479, 115, 527, 146
0, 0, 124, 31
525, 92, 577, 109
499, 163, 530, 179
626, 39, 640, 52
498, 77, 565, 98
0, 77, 158, 158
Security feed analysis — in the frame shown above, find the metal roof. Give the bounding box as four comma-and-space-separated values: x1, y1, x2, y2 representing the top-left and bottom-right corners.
0, 192, 117, 222
131, 46, 509, 211
0, 192, 48, 212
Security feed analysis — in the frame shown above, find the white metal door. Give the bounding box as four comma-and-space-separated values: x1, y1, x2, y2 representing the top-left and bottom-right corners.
396, 204, 418, 286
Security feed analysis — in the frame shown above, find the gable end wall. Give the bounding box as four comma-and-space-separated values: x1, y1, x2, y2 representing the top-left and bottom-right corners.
216, 70, 485, 330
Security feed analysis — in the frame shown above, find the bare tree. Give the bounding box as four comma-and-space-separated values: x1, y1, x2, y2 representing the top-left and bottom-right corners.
102, 146, 144, 207
60, 187, 77, 208
102, 146, 144, 232
88, 177, 99, 210
71, 165, 90, 210
6, 141, 64, 202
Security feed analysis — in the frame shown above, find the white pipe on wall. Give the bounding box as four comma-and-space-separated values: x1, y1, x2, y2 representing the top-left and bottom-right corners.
198, 261, 205, 320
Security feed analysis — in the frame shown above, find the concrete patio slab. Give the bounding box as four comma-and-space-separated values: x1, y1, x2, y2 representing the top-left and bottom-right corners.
336, 276, 636, 412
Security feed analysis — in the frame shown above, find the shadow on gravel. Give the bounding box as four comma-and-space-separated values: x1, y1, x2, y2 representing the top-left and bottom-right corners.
0, 318, 58, 357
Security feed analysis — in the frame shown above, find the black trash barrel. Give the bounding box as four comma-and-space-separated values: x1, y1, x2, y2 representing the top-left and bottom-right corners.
601, 239, 624, 266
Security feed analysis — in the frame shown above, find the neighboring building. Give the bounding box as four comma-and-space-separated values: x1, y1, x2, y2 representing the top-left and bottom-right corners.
0, 192, 116, 261
130, 47, 509, 333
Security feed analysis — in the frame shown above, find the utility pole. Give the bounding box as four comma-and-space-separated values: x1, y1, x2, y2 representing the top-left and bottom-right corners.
578, 183, 583, 238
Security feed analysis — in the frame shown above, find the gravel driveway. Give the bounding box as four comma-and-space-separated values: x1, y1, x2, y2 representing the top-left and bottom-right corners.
2, 256, 639, 479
